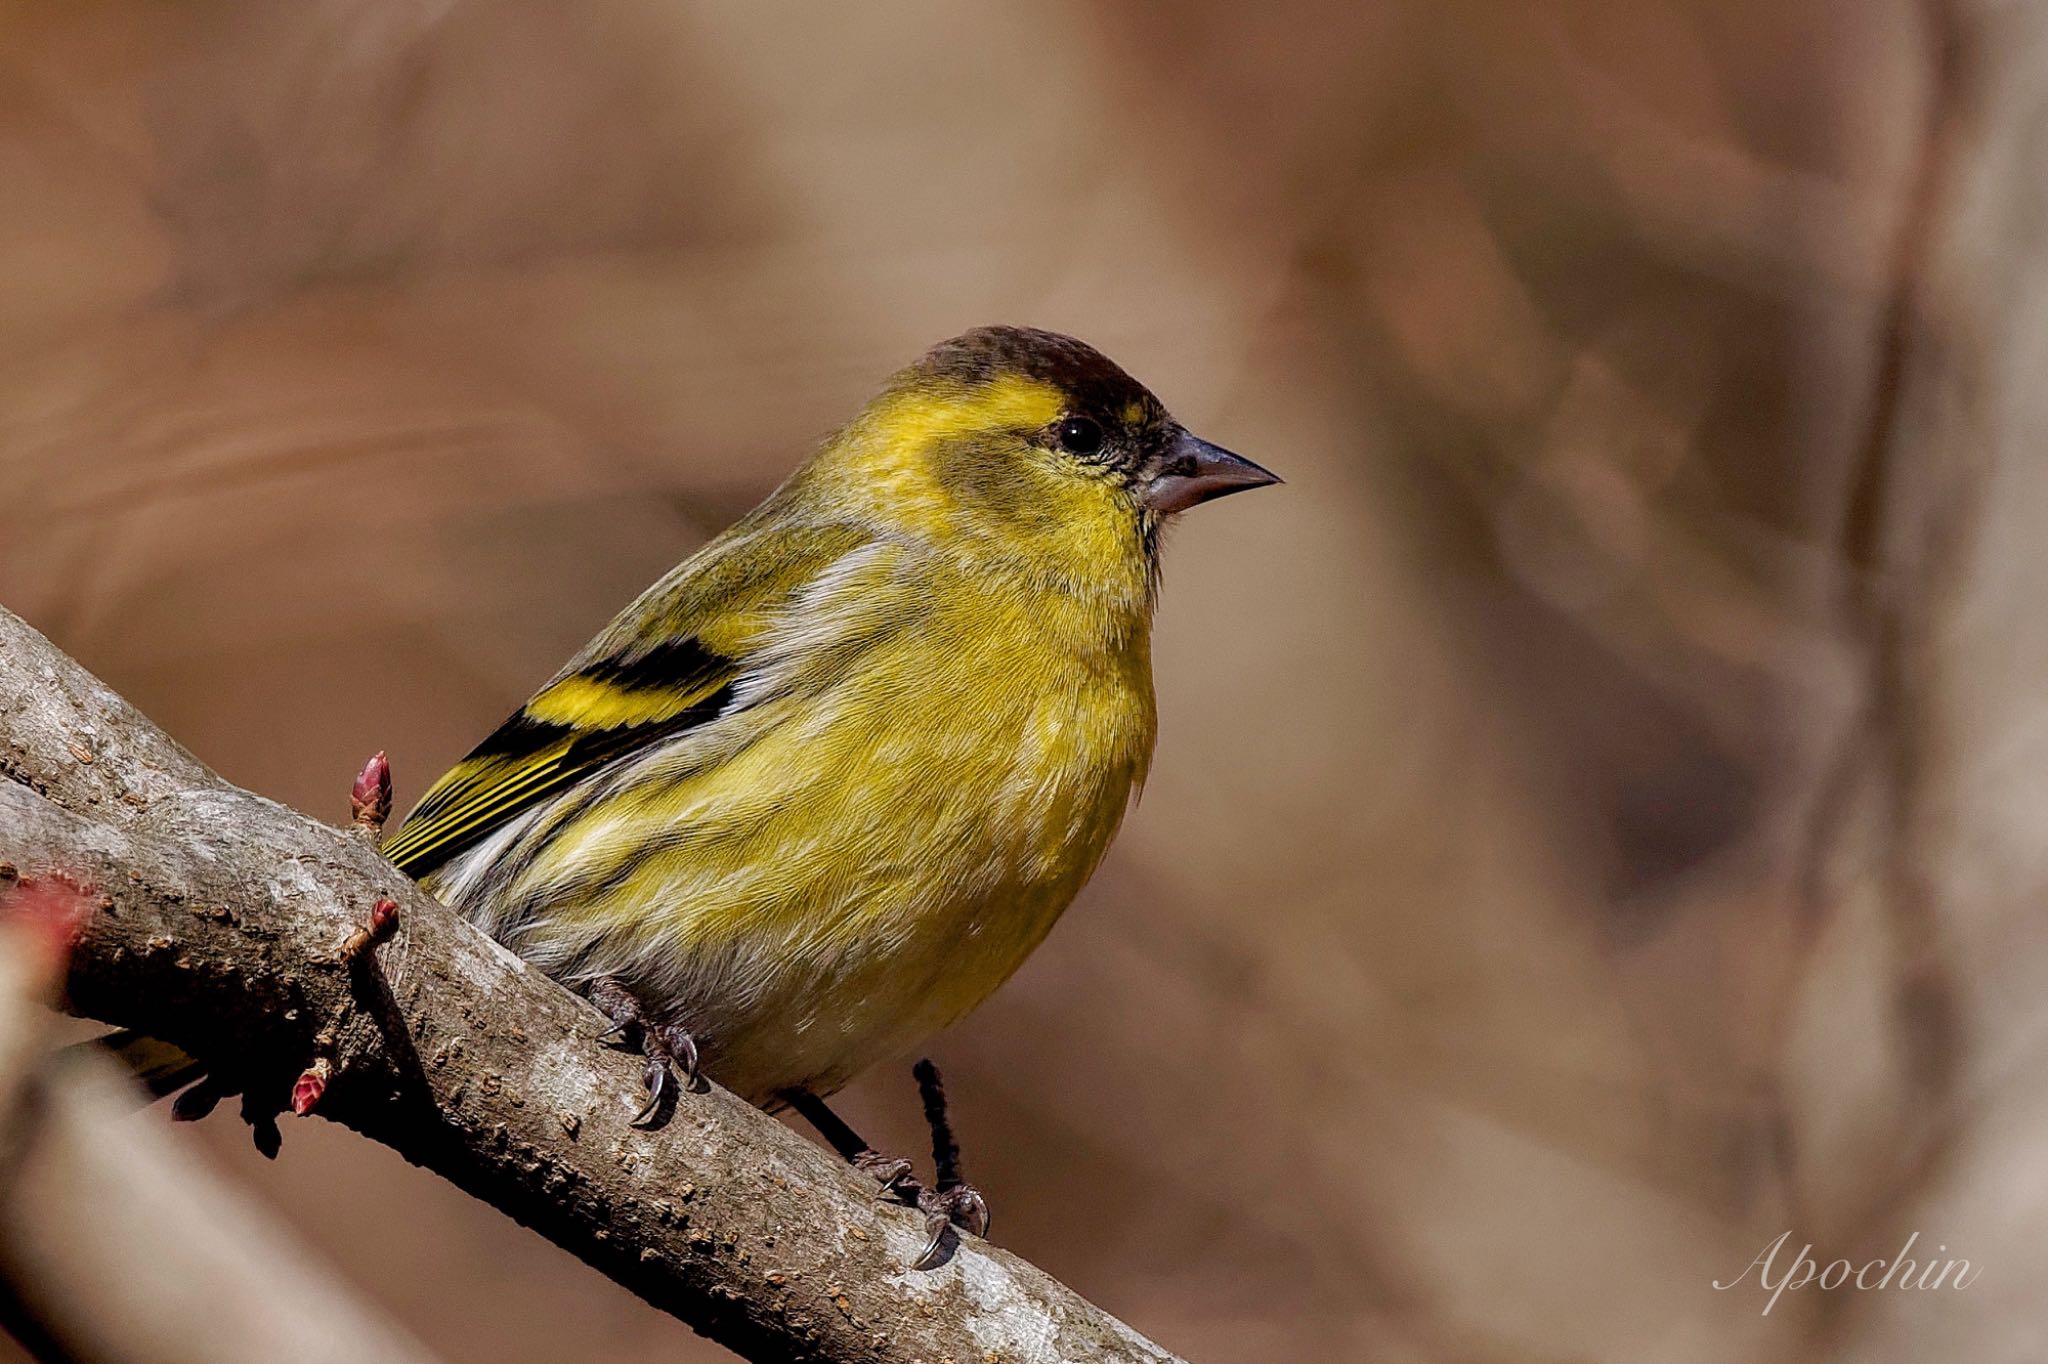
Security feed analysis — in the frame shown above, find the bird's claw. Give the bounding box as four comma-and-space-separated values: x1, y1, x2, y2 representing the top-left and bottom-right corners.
664, 1023, 701, 1090
632, 1053, 669, 1127
912, 1183, 992, 1270
591, 977, 699, 1128
852, 1150, 917, 1199
628, 1024, 701, 1127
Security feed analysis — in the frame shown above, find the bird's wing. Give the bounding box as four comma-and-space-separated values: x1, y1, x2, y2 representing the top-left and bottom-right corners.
382, 520, 876, 880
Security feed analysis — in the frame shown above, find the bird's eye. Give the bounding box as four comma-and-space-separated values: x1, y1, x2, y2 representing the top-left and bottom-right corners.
1056, 416, 1105, 457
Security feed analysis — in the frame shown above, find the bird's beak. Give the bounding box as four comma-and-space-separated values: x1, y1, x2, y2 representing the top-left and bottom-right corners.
1141, 430, 1282, 514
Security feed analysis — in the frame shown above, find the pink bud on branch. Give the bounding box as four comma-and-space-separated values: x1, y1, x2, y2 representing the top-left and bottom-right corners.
349, 751, 392, 838
339, 898, 400, 963
291, 1057, 334, 1116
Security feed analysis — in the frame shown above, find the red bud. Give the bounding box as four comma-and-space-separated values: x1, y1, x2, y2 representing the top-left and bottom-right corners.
291, 1057, 333, 1116
350, 751, 392, 831
341, 898, 401, 962
2, 874, 95, 979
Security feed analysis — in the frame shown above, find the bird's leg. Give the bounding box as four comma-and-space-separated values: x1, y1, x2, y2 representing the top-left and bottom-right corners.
588, 977, 699, 1127
910, 1058, 990, 1268
783, 1061, 993, 1270
781, 1089, 918, 1199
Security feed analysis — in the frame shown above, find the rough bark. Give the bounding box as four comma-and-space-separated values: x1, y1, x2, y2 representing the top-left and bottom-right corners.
0, 603, 1185, 1364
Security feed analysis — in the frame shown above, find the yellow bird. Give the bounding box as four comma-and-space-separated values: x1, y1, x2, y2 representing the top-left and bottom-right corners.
380, 325, 1277, 1260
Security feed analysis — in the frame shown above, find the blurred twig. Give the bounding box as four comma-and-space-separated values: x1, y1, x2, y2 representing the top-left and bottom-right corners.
0, 603, 1185, 1364
1810, 0, 1979, 1098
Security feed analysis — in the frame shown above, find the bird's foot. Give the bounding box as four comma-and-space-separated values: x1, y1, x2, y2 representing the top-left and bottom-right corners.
589, 977, 700, 1127
633, 1020, 701, 1125
848, 1146, 989, 1267
851, 1148, 917, 1199
912, 1179, 992, 1270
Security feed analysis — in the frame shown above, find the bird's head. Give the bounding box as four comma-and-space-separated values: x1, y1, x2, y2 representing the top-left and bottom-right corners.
813, 326, 1278, 606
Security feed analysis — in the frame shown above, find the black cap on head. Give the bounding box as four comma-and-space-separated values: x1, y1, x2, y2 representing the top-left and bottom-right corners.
914, 325, 1165, 426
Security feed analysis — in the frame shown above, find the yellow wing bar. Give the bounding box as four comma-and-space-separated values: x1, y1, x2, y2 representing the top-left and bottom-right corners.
384, 640, 735, 878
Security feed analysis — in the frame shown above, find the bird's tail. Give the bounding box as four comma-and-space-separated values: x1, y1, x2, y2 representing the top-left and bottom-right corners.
74, 1028, 207, 1098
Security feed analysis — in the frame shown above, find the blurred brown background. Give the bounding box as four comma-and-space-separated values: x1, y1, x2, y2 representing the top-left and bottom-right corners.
5, 0, 2045, 1359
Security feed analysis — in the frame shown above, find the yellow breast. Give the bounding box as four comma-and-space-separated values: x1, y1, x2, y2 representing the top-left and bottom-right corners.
503, 555, 1157, 1102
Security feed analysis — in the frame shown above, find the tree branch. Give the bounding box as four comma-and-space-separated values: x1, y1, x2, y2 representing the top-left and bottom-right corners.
0, 604, 1185, 1364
